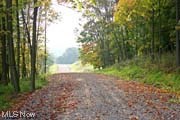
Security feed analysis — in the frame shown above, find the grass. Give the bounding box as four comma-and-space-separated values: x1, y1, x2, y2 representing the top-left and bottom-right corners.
0, 75, 48, 111
0, 84, 14, 110
36, 74, 49, 89
48, 64, 59, 74
169, 97, 180, 104
71, 61, 94, 72
97, 57, 180, 93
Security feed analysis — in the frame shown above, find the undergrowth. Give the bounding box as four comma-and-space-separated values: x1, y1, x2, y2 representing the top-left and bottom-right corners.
97, 54, 180, 93
0, 74, 48, 111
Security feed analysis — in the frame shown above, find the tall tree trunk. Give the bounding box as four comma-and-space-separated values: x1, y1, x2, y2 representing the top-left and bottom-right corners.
21, 31, 27, 78
31, 0, 38, 91
21, 9, 32, 50
6, 0, 20, 93
1, 18, 8, 85
44, 8, 47, 74
176, 0, 180, 66
16, 0, 21, 79
121, 27, 126, 60
113, 27, 122, 63
98, 33, 105, 68
21, 9, 32, 78
37, 7, 42, 42
151, 3, 155, 62
36, 9, 41, 75
158, 0, 162, 62
0, 1, 8, 85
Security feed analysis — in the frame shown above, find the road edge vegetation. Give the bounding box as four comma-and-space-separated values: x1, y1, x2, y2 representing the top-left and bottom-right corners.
96, 58, 180, 93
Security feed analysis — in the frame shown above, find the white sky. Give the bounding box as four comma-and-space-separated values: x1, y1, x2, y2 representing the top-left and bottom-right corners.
47, 1, 83, 57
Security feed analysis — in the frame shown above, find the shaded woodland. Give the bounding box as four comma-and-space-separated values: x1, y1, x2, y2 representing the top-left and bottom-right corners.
0, 0, 58, 93
73, 0, 180, 69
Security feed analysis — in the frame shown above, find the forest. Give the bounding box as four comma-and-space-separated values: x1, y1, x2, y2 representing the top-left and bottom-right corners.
0, 0, 180, 118
0, 0, 59, 94
76, 0, 180, 91
78, 0, 180, 69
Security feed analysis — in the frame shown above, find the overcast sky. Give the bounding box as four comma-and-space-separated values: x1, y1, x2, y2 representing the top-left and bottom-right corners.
47, 1, 83, 57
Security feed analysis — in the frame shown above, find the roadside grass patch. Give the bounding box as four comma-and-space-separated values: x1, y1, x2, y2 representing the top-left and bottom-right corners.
0, 84, 13, 110
169, 97, 180, 104
97, 63, 180, 93
0, 75, 48, 110
49, 64, 59, 74
36, 75, 48, 89
71, 61, 94, 72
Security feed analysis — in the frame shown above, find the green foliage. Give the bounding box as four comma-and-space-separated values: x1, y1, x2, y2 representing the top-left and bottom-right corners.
169, 97, 180, 104
77, 0, 177, 69
97, 56, 180, 92
0, 84, 13, 110
0, 75, 48, 110
36, 75, 48, 89
47, 53, 55, 66
20, 79, 31, 92
71, 61, 94, 72
48, 64, 59, 74
20, 75, 48, 92
77, 0, 179, 94
56, 47, 79, 64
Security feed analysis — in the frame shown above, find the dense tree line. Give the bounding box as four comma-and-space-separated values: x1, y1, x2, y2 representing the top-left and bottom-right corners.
0, 0, 58, 93
72, 0, 180, 69
56, 47, 79, 64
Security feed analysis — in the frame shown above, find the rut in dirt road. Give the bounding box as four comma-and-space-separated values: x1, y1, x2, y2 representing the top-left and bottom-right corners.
3, 73, 179, 120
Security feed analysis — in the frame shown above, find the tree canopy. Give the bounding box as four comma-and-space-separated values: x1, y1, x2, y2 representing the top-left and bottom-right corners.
0, 0, 59, 92
75, 0, 179, 69
56, 47, 79, 64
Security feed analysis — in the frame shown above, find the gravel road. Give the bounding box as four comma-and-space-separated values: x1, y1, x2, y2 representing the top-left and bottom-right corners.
1, 73, 179, 120
55, 73, 180, 120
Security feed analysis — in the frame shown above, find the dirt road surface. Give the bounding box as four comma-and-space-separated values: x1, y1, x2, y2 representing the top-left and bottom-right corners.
2, 73, 179, 120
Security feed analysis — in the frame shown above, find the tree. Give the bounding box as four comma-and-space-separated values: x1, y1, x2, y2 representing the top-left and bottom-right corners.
56, 47, 79, 64
176, 0, 180, 66
6, 0, 20, 93
16, 0, 21, 78
151, 1, 155, 62
0, 0, 8, 85
0, 0, 59, 93
44, 7, 47, 74
77, 0, 177, 69
31, 0, 39, 91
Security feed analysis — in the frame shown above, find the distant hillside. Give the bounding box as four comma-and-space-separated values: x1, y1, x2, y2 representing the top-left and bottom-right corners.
56, 47, 79, 64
